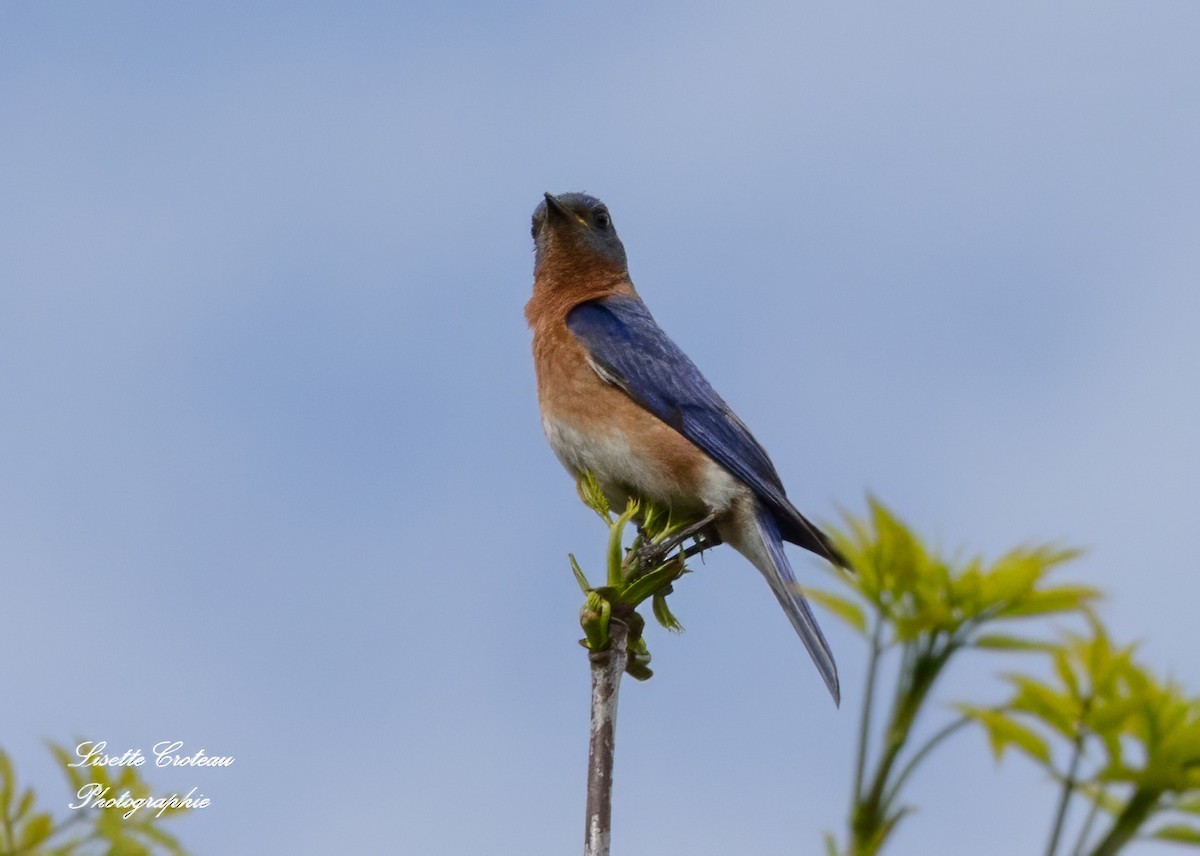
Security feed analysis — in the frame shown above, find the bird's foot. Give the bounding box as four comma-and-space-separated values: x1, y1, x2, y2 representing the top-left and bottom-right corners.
680, 531, 722, 561
636, 512, 721, 569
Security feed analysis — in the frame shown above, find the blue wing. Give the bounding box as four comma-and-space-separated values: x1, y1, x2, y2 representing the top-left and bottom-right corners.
566, 295, 844, 566
567, 296, 785, 498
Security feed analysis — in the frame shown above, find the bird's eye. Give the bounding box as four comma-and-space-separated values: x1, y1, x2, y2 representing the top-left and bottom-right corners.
594, 210, 610, 230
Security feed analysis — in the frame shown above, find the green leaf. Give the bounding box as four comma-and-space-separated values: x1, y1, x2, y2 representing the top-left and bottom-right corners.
15, 787, 35, 821
640, 499, 683, 542
625, 634, 653, 680
652, 592, 684, 633
1051, 646, 1081, 700
999, 584, 1100, 617
1007, 676, 1078, 736
1097, 761, 1147, 785
1075, 782, 1123, 815
608, 500, 639, 586
877, 807, 913, 847
972, 634, 1055, 652
108, 838, 151, 856
1087, 697, 1141, 737
1150, 824, 1200, 845
50, 742, 87, 793
18, 813, 54, 849
0, 750, 12, 816
960, 705, 1052, 765
823, 831, 839, 856
576, 470, 610, 519
622, 558, 685, 605
569, 554, 591, 594
139, 823, 187, 855
977, 555, 1041, 608
580, 592, 611, 651
1175, 796, 1200, 816
98, 800, 123, 837
116, 765, 139, 791
798, 587, 867, 634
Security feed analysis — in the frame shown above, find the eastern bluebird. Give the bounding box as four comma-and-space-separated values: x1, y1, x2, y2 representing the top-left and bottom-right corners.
526, 191, 845, 704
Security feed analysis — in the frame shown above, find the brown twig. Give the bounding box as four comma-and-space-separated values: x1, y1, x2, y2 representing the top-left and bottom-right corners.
584, 619, 629, 856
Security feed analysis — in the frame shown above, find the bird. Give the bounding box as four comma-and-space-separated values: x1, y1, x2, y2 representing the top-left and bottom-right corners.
526, 191, 846, 704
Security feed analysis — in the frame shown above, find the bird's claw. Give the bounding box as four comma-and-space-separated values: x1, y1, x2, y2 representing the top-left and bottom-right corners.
636, 527, 723, 570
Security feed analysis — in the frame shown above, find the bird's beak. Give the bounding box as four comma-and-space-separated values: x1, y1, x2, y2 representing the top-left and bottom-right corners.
543, 192, 587, 228
543, 192, 570, 220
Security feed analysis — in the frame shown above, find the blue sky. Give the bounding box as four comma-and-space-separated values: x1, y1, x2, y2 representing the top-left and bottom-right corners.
2, 2, 1198, 854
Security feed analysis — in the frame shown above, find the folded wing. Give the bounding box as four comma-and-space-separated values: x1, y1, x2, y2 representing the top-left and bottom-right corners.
566, 295, 845, 566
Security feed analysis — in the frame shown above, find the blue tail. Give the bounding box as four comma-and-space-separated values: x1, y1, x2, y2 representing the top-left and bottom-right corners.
753, 509, 840, 705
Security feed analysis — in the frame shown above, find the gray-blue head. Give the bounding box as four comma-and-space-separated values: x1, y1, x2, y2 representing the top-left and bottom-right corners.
531, 192, 628, 275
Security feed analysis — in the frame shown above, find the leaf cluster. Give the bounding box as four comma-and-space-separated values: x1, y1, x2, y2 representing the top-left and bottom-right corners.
809, 497, 1092, 649
961, 620, 1200, 854
810, 498, 1098, 856
570, 472, 699, 680
0, 744, 190, 856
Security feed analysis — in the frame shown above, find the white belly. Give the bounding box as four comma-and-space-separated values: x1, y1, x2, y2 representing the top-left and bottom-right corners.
542, 415, 745, 515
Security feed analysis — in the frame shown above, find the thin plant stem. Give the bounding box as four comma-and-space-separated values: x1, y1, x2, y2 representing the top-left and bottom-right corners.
1070, 785, 1106, 856
585, 619, 630, 856
1045, 734, 1085, 856
890, 641, 917, 719
1088, 788, 1158, 856
880, 713, 972, 814
853, 617, 885, 803
852, 642, 951, 854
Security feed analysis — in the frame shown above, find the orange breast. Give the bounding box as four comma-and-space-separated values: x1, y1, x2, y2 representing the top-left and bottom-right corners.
532, 318, 714, 512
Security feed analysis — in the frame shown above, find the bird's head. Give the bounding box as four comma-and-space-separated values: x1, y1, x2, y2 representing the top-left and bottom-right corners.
531, 192, 628, 277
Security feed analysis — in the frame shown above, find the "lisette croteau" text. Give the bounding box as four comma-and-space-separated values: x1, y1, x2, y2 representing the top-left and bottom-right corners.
69, 740, 235, 768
